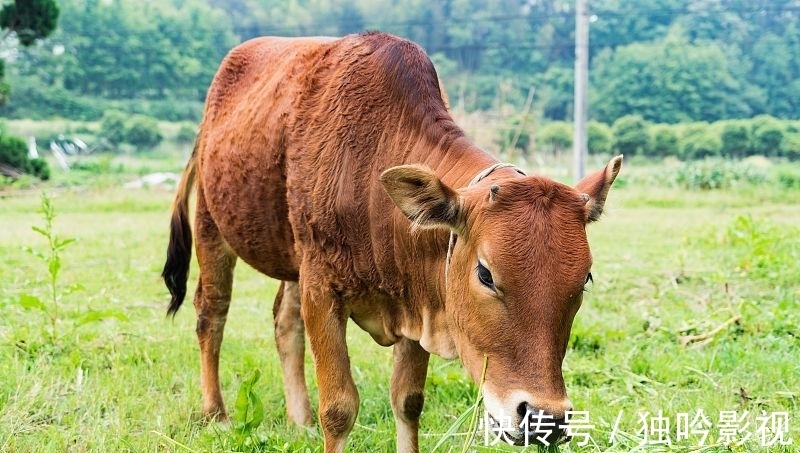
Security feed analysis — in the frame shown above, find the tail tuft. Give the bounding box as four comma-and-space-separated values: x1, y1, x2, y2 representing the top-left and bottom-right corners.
163, 208, 192, 316
162, 149, 197, 317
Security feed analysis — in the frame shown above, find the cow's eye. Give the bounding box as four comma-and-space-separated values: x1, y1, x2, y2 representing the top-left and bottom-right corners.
476, 262, 494, 289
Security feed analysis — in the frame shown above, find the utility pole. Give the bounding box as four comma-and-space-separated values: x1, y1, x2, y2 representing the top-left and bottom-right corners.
573, 0, 589, 182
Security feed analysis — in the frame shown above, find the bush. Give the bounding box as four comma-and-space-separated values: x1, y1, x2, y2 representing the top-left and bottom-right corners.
675, 159, 767, 190
100, 110, 128, 146
752, 126, 783, 157
496, 115, 532, 154
27, 157, 50, 180
607, 117, 800, 161
781, 131, 800, 160
750, 115, 784, 157
719, 120, 750, 158
679, 123, 721, 160
587, 121, 612, 155
0, 133, 27, 169
611, 115, 649, 156
537, 121, 572, 154
0, 133, 50, 180
99, 111, 163, 151
124, 114, 163, 150
776, 167, 800, 189
175, 122, 197, 144
649, 125, 679, 158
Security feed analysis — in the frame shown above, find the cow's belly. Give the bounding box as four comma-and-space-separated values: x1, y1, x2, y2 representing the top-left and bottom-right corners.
200, 139, 299, 281
219, 204, 299, 281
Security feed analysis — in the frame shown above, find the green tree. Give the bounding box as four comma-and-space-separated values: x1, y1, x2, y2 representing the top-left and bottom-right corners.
781, 129, 800, 160
0, 0, 59, 46
124, 114, 162, 150
99, 111, 162, 150
675, 0, 748, 44
175, 122, 197, 144
14, 0, 236, 102
587, 121, 612, 155
0, 129, 49, 179
0, 0, 59, 103
591, 26, 754, 123
100, 110, 127, 146
650, 124, 680, 158
750, 115, 784, 157
0, 0, 58, 178
748, 32, 800, 118
685, 134, 722, 160
537, 121, 572, 155
496, 115, 532, 155
333, 2, 365, 36
522, 0, 574, 73
591, 0, 680, 53
719, 120, 750, 158
538, 67, 573, 121
611, 115, 650, 156
679, 123, 721, 160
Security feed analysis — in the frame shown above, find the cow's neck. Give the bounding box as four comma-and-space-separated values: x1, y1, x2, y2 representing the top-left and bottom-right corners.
419, 136, 500, 189
402, 136, 501, 359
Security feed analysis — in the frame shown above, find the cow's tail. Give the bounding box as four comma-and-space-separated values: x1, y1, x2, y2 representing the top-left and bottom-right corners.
162, 144, 198, 317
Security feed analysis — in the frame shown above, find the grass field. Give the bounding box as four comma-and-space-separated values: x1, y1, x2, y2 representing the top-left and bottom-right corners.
0, 150, 798, 452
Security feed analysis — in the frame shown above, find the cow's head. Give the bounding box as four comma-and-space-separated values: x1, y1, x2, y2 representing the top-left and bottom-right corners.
381, 156, 622, 445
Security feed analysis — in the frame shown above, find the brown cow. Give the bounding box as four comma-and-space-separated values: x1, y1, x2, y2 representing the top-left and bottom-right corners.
162, 31, 622, 453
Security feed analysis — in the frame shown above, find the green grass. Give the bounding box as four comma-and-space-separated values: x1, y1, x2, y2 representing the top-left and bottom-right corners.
0, 156, 798, 452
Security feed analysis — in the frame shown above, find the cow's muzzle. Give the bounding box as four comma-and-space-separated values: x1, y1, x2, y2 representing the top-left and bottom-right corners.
506, 403, 569, 446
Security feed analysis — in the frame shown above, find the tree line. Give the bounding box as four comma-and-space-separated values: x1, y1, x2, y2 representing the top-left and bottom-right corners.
534, 115, 799, 160
2, 0, 799, 124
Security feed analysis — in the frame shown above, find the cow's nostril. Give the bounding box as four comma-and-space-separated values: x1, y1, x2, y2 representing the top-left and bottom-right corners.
516, 403, 568, 446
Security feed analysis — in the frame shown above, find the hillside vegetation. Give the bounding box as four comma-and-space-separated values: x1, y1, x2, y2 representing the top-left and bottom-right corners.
2, 0, 798, 124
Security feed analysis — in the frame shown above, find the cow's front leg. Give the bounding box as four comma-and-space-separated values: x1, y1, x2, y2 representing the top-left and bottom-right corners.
390, 338, 430, 453
300, 280, 359, 453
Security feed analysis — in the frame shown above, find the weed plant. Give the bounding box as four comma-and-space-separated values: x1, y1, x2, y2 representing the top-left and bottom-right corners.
11, 193, 129, 349
17, 192, 79, 343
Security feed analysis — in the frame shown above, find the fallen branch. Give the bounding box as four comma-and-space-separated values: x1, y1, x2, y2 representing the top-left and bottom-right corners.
679, 314, 741, 347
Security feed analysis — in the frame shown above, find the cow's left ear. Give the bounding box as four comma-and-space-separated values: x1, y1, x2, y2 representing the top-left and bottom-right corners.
380, 164, 461, 231
576, 155, 623, 222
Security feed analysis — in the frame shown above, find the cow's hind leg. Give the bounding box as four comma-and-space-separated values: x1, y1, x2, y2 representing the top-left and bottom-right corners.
193, 192, 237, 421
390, 338, 430, 453
300, 273, 359, 453
273, 281, 314, 425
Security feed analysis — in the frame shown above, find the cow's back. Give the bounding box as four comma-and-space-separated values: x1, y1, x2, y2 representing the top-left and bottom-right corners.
196, 32, 460, 296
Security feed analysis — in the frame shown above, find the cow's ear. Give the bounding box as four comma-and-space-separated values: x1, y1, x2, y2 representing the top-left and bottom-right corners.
576, 155, 623, 222
381, 165, 461, 230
